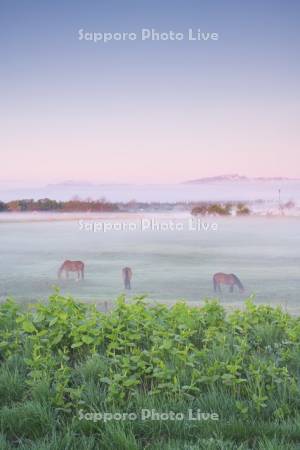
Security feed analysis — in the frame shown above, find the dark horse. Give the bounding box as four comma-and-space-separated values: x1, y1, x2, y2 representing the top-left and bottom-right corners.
58, 260, 85, 280
213, 273, 244, 293
122, 267, 132, 289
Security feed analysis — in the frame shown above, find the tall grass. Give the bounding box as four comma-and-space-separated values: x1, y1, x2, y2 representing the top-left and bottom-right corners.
0, 293, 300, 448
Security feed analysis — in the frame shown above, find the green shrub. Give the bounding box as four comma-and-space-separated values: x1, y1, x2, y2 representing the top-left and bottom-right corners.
0, 293, 300, 448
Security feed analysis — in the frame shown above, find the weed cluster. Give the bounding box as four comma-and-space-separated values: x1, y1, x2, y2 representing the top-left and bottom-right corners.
0, 293, 300, 448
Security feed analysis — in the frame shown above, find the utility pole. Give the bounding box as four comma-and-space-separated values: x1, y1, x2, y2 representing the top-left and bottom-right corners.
278, 188, 283, 215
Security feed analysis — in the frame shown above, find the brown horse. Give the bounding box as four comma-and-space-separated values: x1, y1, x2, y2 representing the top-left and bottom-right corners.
213, 273, 244, 293
58, 260, 85, 280
122, 267, 132, 289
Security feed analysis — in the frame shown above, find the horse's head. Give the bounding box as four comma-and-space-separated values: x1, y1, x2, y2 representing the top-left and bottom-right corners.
231, 274, 244, 293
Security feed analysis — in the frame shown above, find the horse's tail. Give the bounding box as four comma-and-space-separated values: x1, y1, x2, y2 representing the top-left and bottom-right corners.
58, 263, 64, 279
81, 263, 85, 280
213, 274, 218, 292
231, 274, 244, 291
127, 268, 132, 280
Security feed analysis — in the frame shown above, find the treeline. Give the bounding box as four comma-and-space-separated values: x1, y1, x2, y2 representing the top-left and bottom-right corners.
0, 198, 252, 215
191, 202, 251, 216
0, 198, 119, 212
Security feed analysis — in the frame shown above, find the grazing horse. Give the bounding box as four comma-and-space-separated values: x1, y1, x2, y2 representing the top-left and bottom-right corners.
213, 273, 244, 293
58, 260, 85, 280
122, 267, 132, 289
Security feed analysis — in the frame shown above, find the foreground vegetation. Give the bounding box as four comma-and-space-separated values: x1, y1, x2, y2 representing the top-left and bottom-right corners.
1, 293, 300, 449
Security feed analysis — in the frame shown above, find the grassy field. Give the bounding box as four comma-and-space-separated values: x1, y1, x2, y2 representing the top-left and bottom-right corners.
0, 293, 300, 449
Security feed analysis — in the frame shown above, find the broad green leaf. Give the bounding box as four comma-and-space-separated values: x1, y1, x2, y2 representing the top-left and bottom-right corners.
22, 320, 37, 333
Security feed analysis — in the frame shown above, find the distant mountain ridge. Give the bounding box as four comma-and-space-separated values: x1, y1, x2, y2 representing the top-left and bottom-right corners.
46, 181, 94, 187
46, 181, 133, 189
184, 174, 300, 184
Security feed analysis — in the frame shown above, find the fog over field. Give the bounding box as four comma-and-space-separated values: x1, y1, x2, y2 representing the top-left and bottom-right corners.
1, 179, 300, 204
1, 213, 300, 312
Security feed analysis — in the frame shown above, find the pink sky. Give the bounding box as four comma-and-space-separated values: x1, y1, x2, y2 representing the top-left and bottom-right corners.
2, 97, 299, 184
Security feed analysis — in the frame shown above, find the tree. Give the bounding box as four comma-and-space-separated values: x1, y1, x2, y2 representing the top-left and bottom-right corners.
0, 201, 7, 212
236, 203, 251, 216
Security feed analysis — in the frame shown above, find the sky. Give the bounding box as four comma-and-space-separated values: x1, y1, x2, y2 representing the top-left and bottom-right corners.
1, 0, 300, 185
